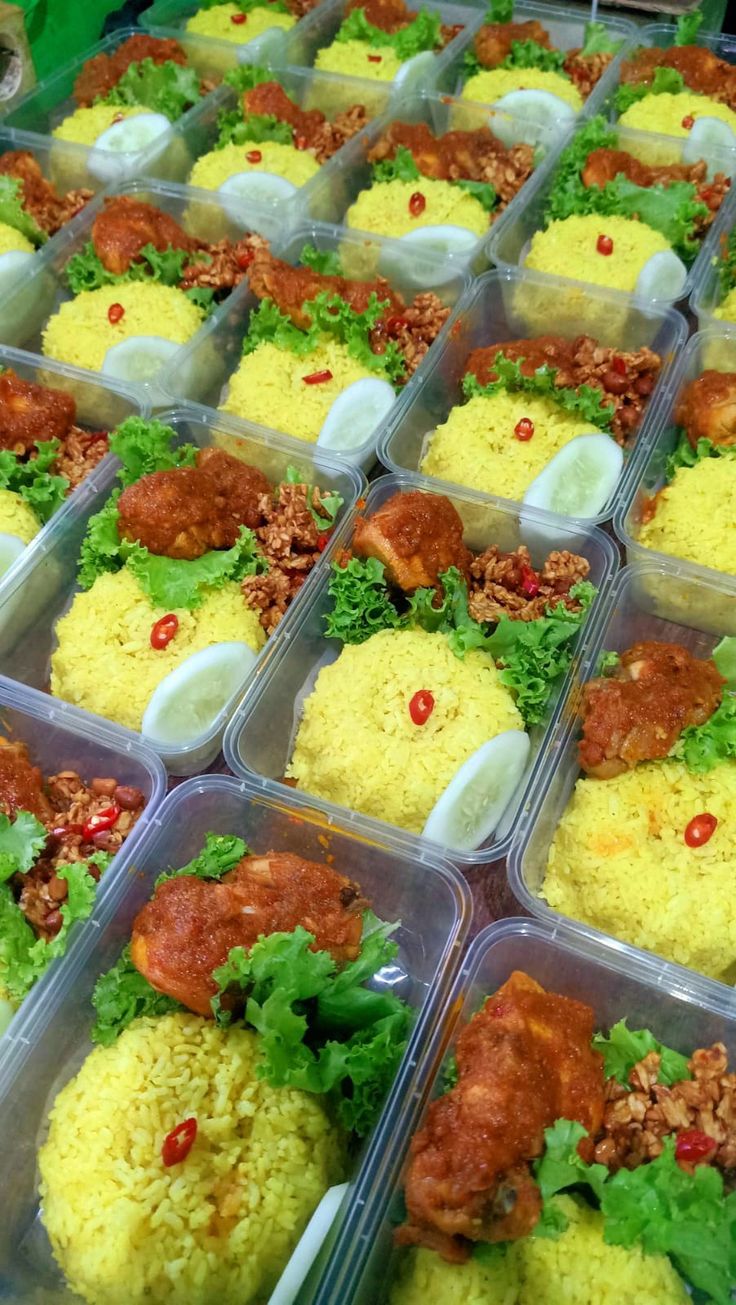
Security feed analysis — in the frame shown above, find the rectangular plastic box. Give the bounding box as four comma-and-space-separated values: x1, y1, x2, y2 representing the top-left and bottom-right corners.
159, 216, 470, 472
379, 266, 688, 526
0, 772, 472, 1304
616, 326, 736, 588
690, 183, 736, 333
224, 469, 618, 868
508, 558, 736, 999
323, 914, 736, 1304
0, 403, 364, 775
143, 0, 316, 65
0, 674, 166, 1052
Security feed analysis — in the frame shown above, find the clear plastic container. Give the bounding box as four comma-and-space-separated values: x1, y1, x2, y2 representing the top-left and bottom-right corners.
224, 470, 618, 867
325, 914, 736, 1304
143, 1, 314, 65
379, 266, 687, 526
616, 325, 736, 588
0, 772, 472, 1305
487, 117, 736, 309
0, 342, 145, 604
508, 558, 736, 997
159, 216, 470, 472
0, 673, 166, 1052
690, 183, 736, 333
0, 404, 364, 775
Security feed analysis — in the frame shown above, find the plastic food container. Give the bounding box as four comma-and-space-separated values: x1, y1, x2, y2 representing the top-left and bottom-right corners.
690, 184, 736, 333
0, 404, 364, 775
616, 326, 736, 588
0, 342, 145, 603
0, 772, 472, 1304
508, 558, 736, 996
0, 673, 166, 1052
324, 914, 736, 1304
224, 470, 618, 867
379, 266, 687, 526
159, 217, 469, 473
487, 117, 736, 309
143, 2, 315, 65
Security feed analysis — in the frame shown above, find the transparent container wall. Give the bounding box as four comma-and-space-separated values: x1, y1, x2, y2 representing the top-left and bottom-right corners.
159, 218, 468, 472
380, 267, 687, 525
488, 118, 736, 308
334, 916, 736, 1305
509, 560, 736, 987
691, 184, 736, 334
225, 470, 617, 867
617, 327, 736, 588
598, 22, 736, 131
143, 5, 298, 64
0, 406, 363, 776
0, 774, 471, 1305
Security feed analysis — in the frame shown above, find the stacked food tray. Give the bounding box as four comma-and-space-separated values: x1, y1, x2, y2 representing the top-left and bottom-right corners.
0, 3, 735, 1302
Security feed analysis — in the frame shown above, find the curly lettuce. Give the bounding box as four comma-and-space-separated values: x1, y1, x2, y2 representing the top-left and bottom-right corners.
463, 350, 615, 432
0, 439, 68, 523
299, 243, 342, 276
216, 108, 293, 148
615, 65, 685, 114
324, 556, 403, 643
675, 6, 703, 45
579, 21, 622, 57
0, 810, 47, 881
335, 6, 442, 58
0, 174, 46, 246
501, 39, 565, 72
104, 57, 201, 120
65, 239, 191, 295
665, 426, 736, 478
671, 693, 736, 773
372, 145, 421, 183
592, 1019, 691, 1087
242, 291, 406, 384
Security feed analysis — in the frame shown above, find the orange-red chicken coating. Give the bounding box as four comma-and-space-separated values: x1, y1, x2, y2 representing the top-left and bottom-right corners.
247, 245, 403, 330
675, 370, 736, 448
353, 489, 472, 591
91, 195, 200, 275
369, 120, 513, 181
243, 81, 326, 142
581, 147, 712, 191
0, 150, 91, 235
345, 0, 421, 34
73, 33, 187, 107
467, 335, 576, 385
397, 972, 605, 1261
130, 851, 369, 1016
473, 19, 551, 68
0, 737, 53, 824
620, 44, 736, 109
0, 369, 76, 456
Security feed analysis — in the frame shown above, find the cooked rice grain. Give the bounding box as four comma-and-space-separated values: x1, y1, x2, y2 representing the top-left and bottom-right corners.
526, 214, 671, 293
462, 66, 583, 110
345, 177, 489, 239
42, 281, 204, 373
185, 3, 295, 42
188, 140, 319, 191
314, 39, 403, 82
639, 456, 736, 574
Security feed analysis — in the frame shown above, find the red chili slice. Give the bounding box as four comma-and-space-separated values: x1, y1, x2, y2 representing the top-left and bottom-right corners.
245, 149, 262, 163
367, 53, 382, 62
108, 303, 125, 324
684, 812, 717, 847
150, 613, 179, 650
303, 369, 333, 384
675, 1129, 716, 1164
162, 1118, 197, 1166
596, 234, 614, 255
231, 10, 247, 21
409, 689, 435, 725
82, 804, 120, 842
316, 532, 330, 551
681, 114, 694, 129
409, 191, 426, 216
514, 417, 534, 441
612, 355, 627, 375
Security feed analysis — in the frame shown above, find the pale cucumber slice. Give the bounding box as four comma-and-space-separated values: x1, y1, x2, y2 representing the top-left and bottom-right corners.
398, 224, 478, 258
0, 532, 27, 578
422, 729, 531, 851
218, 170, 297, 223
102, 336, 181, 392
491, 89, 576, 147
88, 113, 171, 183
141, 641, 258, 747
523, 433, 623, 519
0, 250, 35, 299
634, 249, 687, 302
268, 1183, 349, 1305
682, 115, 736, 168
317, 378, 396, 453
392, 50, 436, 96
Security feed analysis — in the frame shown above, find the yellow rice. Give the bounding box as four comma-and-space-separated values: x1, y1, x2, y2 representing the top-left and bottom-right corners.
42, 281, 204, 373
462, 66, 583, 110
544, 759, 736, 981
345, 178, 489, 239
0, 221, 34, 255
220, 339, 377, 441
51, 567, 265, 733
420, 390, 602, 499
185, 3, 295, 42
287, 627, 522, 833
0, 488, 40, 544
713, 286, 736, 324
526, 214, 672, 292
52, 103, 150, 146
638, 456, 736, 573
620, 92, 736, 167
39, 1012, 345, 1305
314, 38, 403, 82
188, 140, 319, 191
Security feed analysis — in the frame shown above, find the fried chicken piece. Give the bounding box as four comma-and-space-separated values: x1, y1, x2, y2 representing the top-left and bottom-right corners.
397, 972, 604, 1260
582, 146, 710, 191
247, 245, 403, 330
466, 335, 576, 386
368, 122, 535, 207
578, 641, 725, 779
0, 737, 53, 824
0, 150, 91, 236
130, 851, 369, 1016
675, 370, 736, 448
473, 19, 551, 69
91, 195, 200, 275
353, 490, 472, 591
243, 80, 325, 142
73, 33, 187, 107
116, 449, 271, 559
0, 369, 76, 456
346, 0, 417, 33
620, 44, 736, 109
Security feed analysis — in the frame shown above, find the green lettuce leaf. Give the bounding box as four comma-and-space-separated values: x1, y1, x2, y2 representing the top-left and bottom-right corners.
184, 285, 216, 317
216, 108, 294, 148
324, 556, 403, 643
222, 63, 274, 92
243, 297, 319, 358
155, 831, 248, 886
91, 943, 181, 1046
454, 178, 497, 212
77, 494, 125, 590
284, 464, 343, 528
0, 439, 68, 524
615, 65, 685, 114
712, 636, 736, 686
463, 350, 615, 431
243, 291, 406, 383
717, 226, 736, 297
299, 243, 342, 276
535, 1119, 609, 1208
487, 0, 512, 19
0, 885, 40, 1004
671, 692, 736, 773
501, 39, 566, 72
597, 649, 620, 674
0, 174, 46, 246
544, 114, 618, 221
125, 525, 264, 610
104, 57, 201, 120
65, 239, 191, 295
665, 426, 736, 478
593, 1018, 691, 1087
0, 810, 47, 882
675, 7, 703, 45
580, 21, 621, 57
372, 145, 421, 183
335, 6, 441, 57
112, 416, 196, 486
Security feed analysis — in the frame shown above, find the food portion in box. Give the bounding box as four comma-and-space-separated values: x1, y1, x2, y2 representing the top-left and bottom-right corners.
0, 736, 145, 1027
49, 417, 342, 747
286, 487, 596, 850
37, 831, 413, 1304
390, 970, 735, 1304
219, 243, 450, 450
702, 221, 736, 325
184, 0, 316, 47
523, 116, 730, 300
314, 0, 463, 86
0, 150, 93, 296
543, 638, 736, 982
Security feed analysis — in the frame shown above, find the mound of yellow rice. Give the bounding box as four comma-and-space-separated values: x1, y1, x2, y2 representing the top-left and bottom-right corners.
713, 287, 736, 323
52, 103, 151, 146
39, 1012, 345, 1305
188, 140, 320, 191
0, 488, 40, 544
345, 178, 489, 240
526, 214, 671, 293
42, 281, 204, 373
543, 759, 736, 980
620, 93, 736, 167
287, 627, 522, 833
390, 1196, 688, 1304
220, 339, 377, 441
315, 38, 403, 82
462, 66, 583, 111
51, 567, 265, 733
0, 221, 34, 255
420, 390, 603, 499
638, 456, 736, 573
186, 2, 295, 42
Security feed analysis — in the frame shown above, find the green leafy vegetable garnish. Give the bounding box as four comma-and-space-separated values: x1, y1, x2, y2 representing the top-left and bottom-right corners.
243, 291, 406, 385
216, 108, 293, 149
675, 6, 703, 45
111, 416, 198, 486
535, 1119, 610, 1208
156, 831, 248, 886
597, 649, 620, 674
0, 810, 47, 882
223, 63, 274, 92
103, 57, 201, 120
671, 693, 736, 773
299, 243, 342, 276
463, 349, 615, 432
454, 178, 497, 212
579, 21, 621, 58
65, 240, 190, 295
324, 556, 403, 644
593, 1018, 691, 1087
665, 426, 736, 478
91, 943, 181, 1045
614, 65, 685, 114
0, 174, 46, 247
712, 635, 736, 686
372, 145, 421, 184
486, 0, 512, 20
335, 6, 442, 59
501, 39, 565, 72
0, 439, 68, 524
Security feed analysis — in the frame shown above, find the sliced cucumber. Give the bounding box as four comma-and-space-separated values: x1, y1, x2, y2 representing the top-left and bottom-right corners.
392, 51, 437, 97
0, 532, 27, 578
398, 224, 478, 258
379, 224, 477, 288
141, 641, 258, 747
102, 336, 182, 395
268, 1183, 349, 1305
88, 113, 171, 183
218, 170, 297, 224
523, 433, 623, 520
634, 249, 687, 302
491, 89, 576, 147
422, 729, 531, 851
682, 116, 736, 169
0, 250, 35, 300
317, 378, 396, 454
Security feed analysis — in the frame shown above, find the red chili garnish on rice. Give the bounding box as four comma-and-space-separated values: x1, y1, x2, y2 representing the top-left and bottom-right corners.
681, 114, 694, 129
684, 812, 717, 847
303, 369, 333, 384
514, 417, 534, 441
82, 805, 120, 842
520, 565, 540, 597
231, 10, 247, 21
367, 53, 382, 62
409, 689, 434, 725
612, 355, 627, 375
409, 191, 426, 216
108, 303, 125, 324
596, 234, 613, 256
151, 613, 179, 650
245, 149, 262, 163
675, 1129, 716, 1164
162, 1118, 197, 1166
